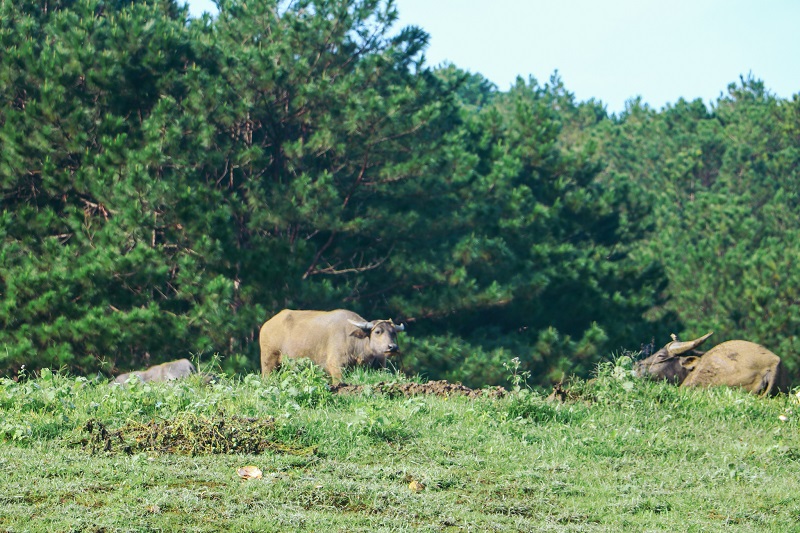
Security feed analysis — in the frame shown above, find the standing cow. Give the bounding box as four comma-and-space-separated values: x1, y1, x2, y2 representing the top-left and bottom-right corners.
259, 309, 405, 382
633, 332, 789, 396
113, 358, 197, 385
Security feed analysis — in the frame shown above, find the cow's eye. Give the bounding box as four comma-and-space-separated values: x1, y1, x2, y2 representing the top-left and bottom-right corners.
374, 329, 383, 335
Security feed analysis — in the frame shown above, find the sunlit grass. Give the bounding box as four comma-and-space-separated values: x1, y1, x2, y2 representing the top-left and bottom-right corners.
1, 360, 800, 531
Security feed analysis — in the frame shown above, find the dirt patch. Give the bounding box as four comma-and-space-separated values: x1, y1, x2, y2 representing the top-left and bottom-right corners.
330, 380, 507, 399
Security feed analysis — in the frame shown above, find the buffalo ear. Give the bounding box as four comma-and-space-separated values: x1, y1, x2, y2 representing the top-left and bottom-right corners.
680, 356, 700, 371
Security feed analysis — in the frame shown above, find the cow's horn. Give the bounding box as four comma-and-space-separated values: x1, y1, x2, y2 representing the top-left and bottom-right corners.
667, 331, 713, 356
394, 322, 405, 332
348, 319, 374, 330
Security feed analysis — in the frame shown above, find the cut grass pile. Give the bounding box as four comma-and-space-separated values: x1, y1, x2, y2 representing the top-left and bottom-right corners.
1, 359, 800, 531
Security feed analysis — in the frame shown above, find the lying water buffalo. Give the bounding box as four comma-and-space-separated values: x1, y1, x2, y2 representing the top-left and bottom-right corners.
259, 309, 405, 382
113, 358, 197, 385
634, 332, 789, 396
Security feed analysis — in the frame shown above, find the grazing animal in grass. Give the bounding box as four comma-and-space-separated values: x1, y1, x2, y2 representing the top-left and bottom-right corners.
259, 309, 404, 382
633, 332, 789, 396
113, 358, 197, 385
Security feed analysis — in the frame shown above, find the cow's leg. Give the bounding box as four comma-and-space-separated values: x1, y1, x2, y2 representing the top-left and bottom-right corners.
261, 350, 281, 377
757, 369, 775, 396
327, 360, 343, 384
321, 347, 343, 384
329, 369, 343, 384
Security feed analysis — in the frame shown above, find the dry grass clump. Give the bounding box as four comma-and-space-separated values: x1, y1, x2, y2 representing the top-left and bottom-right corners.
79, 412, 316, 456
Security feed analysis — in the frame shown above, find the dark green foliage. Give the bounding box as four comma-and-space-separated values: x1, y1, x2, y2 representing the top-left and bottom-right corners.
392, 75, 661, 386
602, 76, 800, 374
0, 0, 455, 377
1, 1, 798, 386
0, 0, 214, 374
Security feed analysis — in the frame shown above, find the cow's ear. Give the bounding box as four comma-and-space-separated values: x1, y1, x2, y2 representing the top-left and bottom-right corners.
680, 356, 700, 371
350, 328, 369, 339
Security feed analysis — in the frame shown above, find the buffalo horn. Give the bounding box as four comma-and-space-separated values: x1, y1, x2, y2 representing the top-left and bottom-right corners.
348, 319, 374, 330
667, 331, 714, 356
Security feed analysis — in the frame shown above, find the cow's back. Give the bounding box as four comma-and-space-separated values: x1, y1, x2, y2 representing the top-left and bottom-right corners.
682, 340, 788, 395
144, 359, 196, 381
113, 358, 196, 384
260, 309, 341, 355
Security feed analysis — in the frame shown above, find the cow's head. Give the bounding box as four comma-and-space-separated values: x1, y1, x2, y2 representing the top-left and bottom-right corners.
633, 331, 713, 383
348, 318, 405, 355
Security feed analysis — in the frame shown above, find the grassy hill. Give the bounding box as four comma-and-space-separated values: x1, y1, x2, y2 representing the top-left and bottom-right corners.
1, 359, 800, 531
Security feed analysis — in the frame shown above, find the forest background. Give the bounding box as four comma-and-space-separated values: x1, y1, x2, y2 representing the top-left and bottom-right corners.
2, 0, 799, 388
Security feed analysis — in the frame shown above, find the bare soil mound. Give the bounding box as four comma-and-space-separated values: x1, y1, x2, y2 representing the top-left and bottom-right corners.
330, 380, 507, 399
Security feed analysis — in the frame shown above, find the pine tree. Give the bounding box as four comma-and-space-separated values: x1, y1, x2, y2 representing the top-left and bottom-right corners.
392, 75, 663, 386
602, 77, 800, 375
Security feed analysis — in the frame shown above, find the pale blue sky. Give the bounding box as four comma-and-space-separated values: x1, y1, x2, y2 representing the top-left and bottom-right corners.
184, 0, 799, 113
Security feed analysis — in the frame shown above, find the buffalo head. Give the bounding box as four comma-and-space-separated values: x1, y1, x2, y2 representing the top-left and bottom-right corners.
633, 331, 714, 383
348, 319, 405, 355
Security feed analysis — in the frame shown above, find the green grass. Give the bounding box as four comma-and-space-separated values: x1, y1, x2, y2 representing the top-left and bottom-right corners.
2, 359, 800, 532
